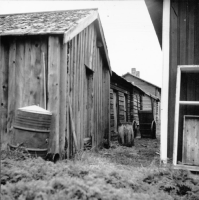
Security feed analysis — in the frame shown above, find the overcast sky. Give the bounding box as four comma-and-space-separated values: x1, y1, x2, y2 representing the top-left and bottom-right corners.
0, 0, 162, 87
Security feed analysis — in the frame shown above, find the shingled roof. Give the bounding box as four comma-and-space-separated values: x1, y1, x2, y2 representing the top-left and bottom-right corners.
0, 9, 97, 35
0, 9, 111, 74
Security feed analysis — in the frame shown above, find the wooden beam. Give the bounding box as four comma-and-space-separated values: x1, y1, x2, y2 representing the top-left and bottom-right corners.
63, 11, 98, 44
160, 0, 170, 164
173, 164, 199, 172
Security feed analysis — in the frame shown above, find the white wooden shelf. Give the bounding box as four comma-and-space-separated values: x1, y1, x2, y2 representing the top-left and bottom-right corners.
179, 101, 199, 105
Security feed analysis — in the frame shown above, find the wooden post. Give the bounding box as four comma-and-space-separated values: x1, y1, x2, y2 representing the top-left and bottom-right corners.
160, 0, 170, 164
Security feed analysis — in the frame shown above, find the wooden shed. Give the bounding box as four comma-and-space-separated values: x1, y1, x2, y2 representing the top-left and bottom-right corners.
145, 0, 199, 171
0, 9, 111, 158
110, 71, 159, 140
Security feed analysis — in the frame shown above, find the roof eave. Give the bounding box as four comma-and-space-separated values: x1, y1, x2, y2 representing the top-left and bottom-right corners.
122, 72, 161, 90
0, 31, 64, 36
63, 10, 112, 75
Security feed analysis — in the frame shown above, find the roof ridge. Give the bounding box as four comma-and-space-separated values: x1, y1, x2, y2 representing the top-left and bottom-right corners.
0, 8, 98, 16
122, 72, 161, 89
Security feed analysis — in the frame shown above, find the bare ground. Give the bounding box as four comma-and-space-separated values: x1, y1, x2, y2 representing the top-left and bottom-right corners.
99, 136, 160, 167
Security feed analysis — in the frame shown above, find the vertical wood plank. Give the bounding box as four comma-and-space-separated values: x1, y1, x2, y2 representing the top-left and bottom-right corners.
69, 39, 73, 156
96, 48, 99, 147
7, 38, 16, 143
40, 38, 48, 108
77, 34, 81, 149
168, 0, 178, 158
98, 55, 101, 146
59, 41, 67, 158
74, 36, 78, 148
23, 39, 31, 107
90, 25, 95, 144
187, 1, 195, 64
48, 36, 60, 154
15, 38, 25, 109
76, 34, 80, 149
100, 52, 102, 146
84, 67, 87, 138
107, 72, 111, 144
93, 41, 97, 147
92, 31, 96, 148
194, 0, 199, 64
66, 42, 70, 158
89, 24, 95, 70
179, 1, 187, 64
0, 37, 9, 149
29, 38, 44, 107
80, 30, 84, 150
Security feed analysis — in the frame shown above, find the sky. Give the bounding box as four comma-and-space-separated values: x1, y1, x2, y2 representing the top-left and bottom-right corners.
0, 0, 162, 88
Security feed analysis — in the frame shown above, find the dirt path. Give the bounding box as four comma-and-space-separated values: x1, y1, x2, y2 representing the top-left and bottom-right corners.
99, 135, 160, 167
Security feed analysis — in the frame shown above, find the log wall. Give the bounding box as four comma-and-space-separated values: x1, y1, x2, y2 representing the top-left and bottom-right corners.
109, 83, 142, 139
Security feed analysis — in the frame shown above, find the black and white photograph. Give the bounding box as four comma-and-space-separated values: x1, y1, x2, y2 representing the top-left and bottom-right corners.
1, 0, 199, 199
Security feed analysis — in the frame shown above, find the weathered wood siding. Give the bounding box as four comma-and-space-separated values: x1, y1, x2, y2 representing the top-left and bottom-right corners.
0, 36, 48, 149
168, 0, 199, 158
65, 22, 110, 157
109, 82, 142, 139
123, 74, 161, 98
0, 22, 110, 156
132, 89, 141, 125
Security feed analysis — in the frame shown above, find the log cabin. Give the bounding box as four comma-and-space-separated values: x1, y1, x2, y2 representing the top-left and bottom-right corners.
145, 0, 199, 171
110, 71, 159, 140
0, 9, 112, 158
122, 68, 161, 123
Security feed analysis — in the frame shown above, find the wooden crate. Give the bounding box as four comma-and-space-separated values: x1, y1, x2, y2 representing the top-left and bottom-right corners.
182, 115, 199, 166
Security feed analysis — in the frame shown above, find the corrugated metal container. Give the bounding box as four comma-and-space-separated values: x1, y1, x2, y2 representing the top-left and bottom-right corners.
11, 105, 52, 157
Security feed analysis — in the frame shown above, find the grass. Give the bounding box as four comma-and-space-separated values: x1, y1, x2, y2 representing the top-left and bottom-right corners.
1, 136, 199, 200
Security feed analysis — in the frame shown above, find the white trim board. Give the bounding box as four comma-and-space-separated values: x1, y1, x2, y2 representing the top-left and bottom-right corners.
160, 0, 170, 164
173, 65, 199, 170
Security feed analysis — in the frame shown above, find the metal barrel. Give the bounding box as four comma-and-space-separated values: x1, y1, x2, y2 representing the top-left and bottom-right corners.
11, 105, 52, 158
